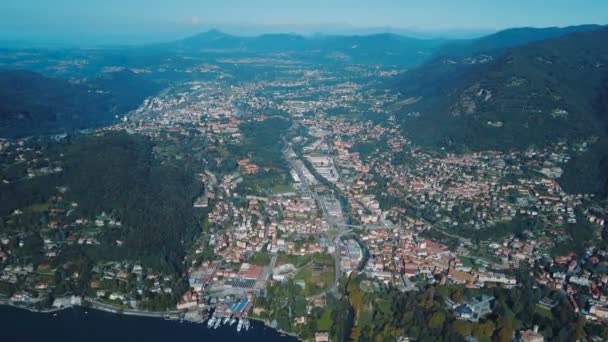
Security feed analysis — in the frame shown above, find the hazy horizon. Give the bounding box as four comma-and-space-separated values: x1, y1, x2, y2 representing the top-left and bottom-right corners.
2, 0, 607, 46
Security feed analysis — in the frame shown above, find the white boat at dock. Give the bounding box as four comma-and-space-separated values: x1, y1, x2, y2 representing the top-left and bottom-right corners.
206, 316, 216, 328
244, 319, 250, 331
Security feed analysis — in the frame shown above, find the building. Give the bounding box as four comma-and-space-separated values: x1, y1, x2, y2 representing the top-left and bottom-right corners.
520, 326, 544, 342
590, 305, 608, 320
454, 295, 495, 322
315, 332, 330, 342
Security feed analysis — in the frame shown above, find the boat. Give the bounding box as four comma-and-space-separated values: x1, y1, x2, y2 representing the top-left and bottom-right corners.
229, 318, 237, 326
207, 316, 216, 328
213, 317, 221, 329
223, 316, 230, 325
244, 319, 250, 331
236, 318, 243, 332
200, 312, 209, 324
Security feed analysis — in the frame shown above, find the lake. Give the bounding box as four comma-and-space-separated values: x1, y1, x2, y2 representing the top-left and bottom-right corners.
0, 305, 298, 342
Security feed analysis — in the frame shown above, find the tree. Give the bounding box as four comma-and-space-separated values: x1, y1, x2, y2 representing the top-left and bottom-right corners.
428, 311, 446, 330
350, 326, 362, 341
494, 317, 514, 342
574, 316, 586, 341
473, 320, 496, 338
452, 320, 473, 337
451, 286, 465, 303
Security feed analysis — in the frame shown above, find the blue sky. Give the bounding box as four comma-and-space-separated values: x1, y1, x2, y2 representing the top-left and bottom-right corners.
1, 0, 607, 44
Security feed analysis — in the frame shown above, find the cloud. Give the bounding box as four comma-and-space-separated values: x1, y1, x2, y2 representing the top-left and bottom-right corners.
173, 16, 203, 26
189, 16, 202, 25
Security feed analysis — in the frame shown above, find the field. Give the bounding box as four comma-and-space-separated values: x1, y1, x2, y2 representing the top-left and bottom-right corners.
294, 253, 335, 296
276, 253, 311, 267
271, 184, 296, 194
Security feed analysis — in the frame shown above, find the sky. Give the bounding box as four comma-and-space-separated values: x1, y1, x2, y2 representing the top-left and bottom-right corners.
1, 0, 607, 45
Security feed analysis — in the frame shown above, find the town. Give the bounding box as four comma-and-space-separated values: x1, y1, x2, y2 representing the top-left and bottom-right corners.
1, 57, 608, 341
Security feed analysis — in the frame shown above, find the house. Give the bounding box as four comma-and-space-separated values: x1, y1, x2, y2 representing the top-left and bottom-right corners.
455, 304, 475, 320
520, 326, 544, 342
590, 305, 608, 320
315, 332, 330, 342
454, 295, 494, 322
448, 268, 475, 284
538, 297, 558, 310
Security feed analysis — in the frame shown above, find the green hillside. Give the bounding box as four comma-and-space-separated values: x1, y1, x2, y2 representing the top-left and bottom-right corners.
0, 132, 203, 272
394, 27, 608, 193
0, 70, 162, 138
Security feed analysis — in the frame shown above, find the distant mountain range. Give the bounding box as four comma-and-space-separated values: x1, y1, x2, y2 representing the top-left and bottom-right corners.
434, 25, 603, 58
163, 25, 605, 67
162, 29, 448, 67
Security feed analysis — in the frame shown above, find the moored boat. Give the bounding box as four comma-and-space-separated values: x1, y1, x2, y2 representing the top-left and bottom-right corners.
206, 316, 216, 328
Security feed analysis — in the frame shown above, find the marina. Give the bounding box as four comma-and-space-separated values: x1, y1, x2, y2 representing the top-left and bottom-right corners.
202, 308, 252, 333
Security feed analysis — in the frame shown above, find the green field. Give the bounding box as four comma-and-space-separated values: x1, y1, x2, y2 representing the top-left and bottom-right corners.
276, 253, 311, 267
294, 254, 335, 296
248, 251, 271, 265
317, 308, 333, 331
459, 256, 476, 268
271, 184, 296, 194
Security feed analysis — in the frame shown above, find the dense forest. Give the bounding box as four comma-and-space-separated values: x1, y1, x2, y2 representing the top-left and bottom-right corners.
59, 133, 202, 271
232, 117, 292, 194
238, 117, 291, 171
0, 132, 203, 273
342, 271, 600, 342
0, 70, 163, 138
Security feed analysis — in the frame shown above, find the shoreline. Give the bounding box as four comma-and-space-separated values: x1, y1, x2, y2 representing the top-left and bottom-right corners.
0, 297, 181, 319
247, 315, 301, 340
0, 300, 301, 340
0, 299, 65, 314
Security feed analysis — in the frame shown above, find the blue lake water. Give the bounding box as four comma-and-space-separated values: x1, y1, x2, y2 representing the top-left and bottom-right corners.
0, 305, 298, 342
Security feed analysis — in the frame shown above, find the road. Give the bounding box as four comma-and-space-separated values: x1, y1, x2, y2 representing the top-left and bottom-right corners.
269, 253, 278, 271
265, 253, 278, 281
282, 138, 349, 295
328, 227, 354, 294
83, 297, 181, 319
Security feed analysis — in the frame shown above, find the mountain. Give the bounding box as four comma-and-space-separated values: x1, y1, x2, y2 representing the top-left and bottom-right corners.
0, 70, 162, 138
435, 25, 604, 58
392, 25, 607, 111
394, 27, 608, 193
395, 27, 608, 148
167, 30, 447, 67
